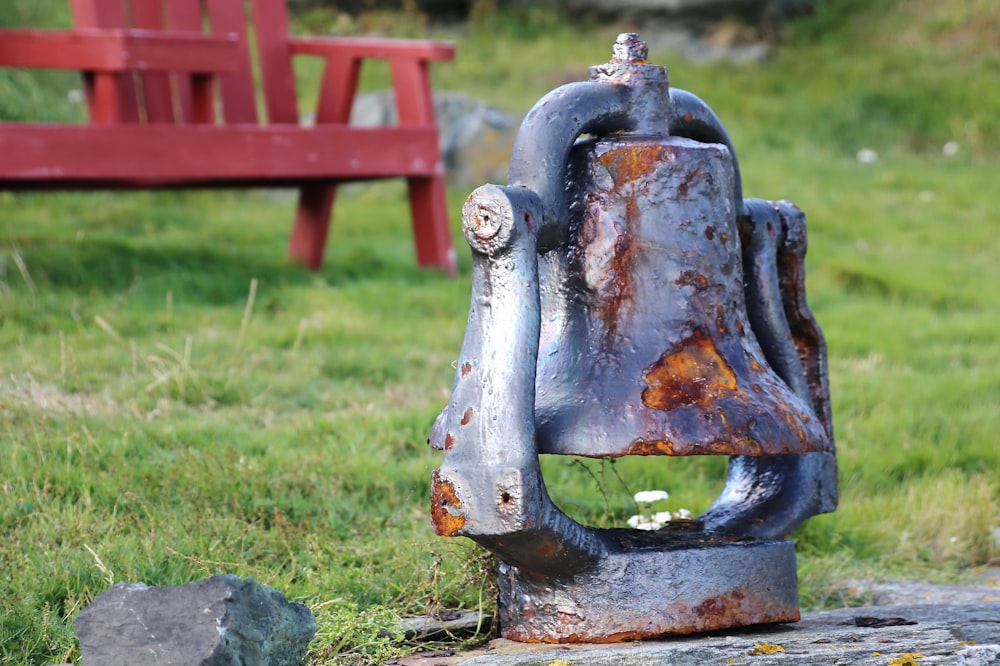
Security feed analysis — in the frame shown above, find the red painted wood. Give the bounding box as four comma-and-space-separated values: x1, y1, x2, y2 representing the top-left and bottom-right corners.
0, 0, 457, 274
315, 55, 362, 124
90, 72, 123, 124
407, 176, 456, 276
289, 37, 455, 61
71, 0, 140, 122
130, 0, 173, 123
0, 124, 442, 184
190, 74, 215, 124
205, 0, 258, 124
0, 30, 134, 69
250, 0, 299, 125
163, 0, 204, 123
287, 53, 363, 270
283, 34, 454, 272
390, 57, 456, 275
0, 30, 239, 73
390, 58, 435, 124
289, 187, 338, 270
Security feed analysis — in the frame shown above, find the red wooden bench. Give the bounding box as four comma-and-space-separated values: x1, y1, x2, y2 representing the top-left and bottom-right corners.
0, 0, 457, 275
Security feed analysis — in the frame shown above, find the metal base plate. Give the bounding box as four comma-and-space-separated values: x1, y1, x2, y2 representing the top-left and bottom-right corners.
497, 537, 800, 643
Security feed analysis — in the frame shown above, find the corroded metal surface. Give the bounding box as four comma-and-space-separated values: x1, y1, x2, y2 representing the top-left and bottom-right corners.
532, 135, 831, 458
430, 32, 836, 642
497, 539, 799, 643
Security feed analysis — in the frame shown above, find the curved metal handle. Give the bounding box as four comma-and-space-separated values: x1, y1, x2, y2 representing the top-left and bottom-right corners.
507, 75, 746, 253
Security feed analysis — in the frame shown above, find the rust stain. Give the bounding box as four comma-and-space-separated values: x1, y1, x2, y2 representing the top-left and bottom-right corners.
460, 407, 474, 426
626, 439, 676, 455
641, 328, 738, 411
460, 362, 472, 377
596, 143, 665, 181
588, 145, 664, 346
604, 222, 636, 344
695, 590, 746, 621
443, 433, 455, 450
502, 587, 799, 643
691, 589, 799, 631
534, 538, 566, 558
752, 383, 762, 393
628, 438, 764, 456
704, 225, 716, 240
676, 270, 709, 291
430, 472, 465, 537
676, 165, 706, 200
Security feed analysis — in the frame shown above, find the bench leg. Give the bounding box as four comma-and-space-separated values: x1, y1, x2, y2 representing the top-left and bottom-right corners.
408, 175, 456, 277
289, 184, 337, 271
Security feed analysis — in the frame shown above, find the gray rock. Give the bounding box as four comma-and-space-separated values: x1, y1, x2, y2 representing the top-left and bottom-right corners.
837, 578, 1000, 607
74, 575, 316, 666
350, 91, 519, 186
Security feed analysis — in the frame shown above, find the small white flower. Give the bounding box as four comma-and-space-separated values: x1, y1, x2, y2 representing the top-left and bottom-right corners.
949, 536, 959, 544
942, 141, 960, 157
627, 514, 661, 530
653, 511, 673, 523
633, 490, 669, 504
67, 89, 85, 104
918, 190, 935, 203
856, 148, 879, 164
674, 508, 693, 520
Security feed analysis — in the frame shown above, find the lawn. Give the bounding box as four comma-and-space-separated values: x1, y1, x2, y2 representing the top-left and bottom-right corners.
1, 0, 998, 663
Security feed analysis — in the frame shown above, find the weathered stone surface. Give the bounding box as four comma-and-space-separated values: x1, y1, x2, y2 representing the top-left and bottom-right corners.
74, 575, 316, 666
838, 578, 1000, 607
390, 581, 1000, 665
451, 601, 1000, 665
350, 91, 518, 185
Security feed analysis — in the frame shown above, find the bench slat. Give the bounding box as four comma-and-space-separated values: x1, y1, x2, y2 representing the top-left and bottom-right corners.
0, 29, 240, 72
289, 36, 455, 61
0, 125, 443, 185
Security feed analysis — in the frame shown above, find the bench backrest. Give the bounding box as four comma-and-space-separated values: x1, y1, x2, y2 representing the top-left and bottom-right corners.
70, 0, 298, 126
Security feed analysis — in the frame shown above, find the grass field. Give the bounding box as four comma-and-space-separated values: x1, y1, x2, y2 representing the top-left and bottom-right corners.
2, 0, 998, 663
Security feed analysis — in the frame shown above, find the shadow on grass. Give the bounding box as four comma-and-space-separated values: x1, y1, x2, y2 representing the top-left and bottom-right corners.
10, 230, 455, 307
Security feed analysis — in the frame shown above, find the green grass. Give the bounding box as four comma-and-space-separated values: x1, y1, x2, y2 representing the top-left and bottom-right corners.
2, 0, 999, 663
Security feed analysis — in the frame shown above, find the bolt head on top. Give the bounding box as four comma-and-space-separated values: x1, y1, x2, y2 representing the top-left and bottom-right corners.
612, 33, 648, 65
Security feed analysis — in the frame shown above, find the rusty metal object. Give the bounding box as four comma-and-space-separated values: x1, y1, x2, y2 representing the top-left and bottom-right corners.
498, 537, 799, 643
531, 133, 831, 459
431, 32, 836, 642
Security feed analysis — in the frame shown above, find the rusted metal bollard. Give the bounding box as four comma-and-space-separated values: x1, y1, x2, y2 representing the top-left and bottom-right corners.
430, 33, 837, 643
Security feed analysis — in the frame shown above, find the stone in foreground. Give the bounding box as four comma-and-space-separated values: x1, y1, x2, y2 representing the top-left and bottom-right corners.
74, 574, 316, 666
